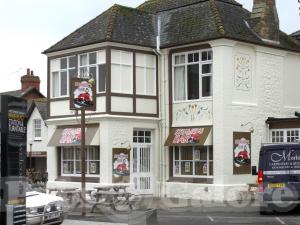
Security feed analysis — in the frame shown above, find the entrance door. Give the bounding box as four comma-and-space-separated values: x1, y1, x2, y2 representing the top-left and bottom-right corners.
131, 130, 153, 195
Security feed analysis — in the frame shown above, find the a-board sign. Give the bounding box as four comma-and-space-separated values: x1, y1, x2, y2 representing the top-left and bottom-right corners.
0, 95, 27, 225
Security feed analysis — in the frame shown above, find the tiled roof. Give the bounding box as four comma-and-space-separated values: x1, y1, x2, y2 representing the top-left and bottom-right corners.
0, 87, 45, 98
34, 98, 48, 120
44, 0, 300, 53
290, 30, 300, 37
44, 4, 156, 53
137, 0, 241, 13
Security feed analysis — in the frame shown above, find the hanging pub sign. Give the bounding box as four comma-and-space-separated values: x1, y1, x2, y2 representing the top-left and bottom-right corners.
233, 132, 251, 174
112, 148, 130, 183
0, 95, 27, 225
70, 77, 96, 111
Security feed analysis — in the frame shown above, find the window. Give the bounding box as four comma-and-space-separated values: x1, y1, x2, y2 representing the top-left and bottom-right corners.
133, 130, 152, 143
271, 129, 300, 143
79, 50, 106, 93
173, 49, 213, 101
173, 146, 213, 177
51, 56, 77, 97
33, 119, 42, 140
136, 53, 156, 96
111, 50, 133, 94
61, 146, 100, 175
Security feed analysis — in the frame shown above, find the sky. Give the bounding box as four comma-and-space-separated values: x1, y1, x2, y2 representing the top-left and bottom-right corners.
0, 0, 299, 96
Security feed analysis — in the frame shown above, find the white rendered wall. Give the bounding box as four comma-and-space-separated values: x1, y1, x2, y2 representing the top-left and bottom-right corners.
27, 107, 48, 154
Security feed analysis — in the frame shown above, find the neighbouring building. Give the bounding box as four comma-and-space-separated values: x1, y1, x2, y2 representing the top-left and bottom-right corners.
43, 0, 300, 201
0, 68, 47, 173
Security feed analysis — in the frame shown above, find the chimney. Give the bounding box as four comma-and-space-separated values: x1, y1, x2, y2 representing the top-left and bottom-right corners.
21, 68, 41, 91
251, 0, 280, 43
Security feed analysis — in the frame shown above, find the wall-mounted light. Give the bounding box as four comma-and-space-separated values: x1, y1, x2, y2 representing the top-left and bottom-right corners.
120, 140, 131, 150
240, 122, 254, 133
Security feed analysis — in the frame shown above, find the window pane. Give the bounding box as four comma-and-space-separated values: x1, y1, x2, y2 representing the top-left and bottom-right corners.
175, 147, 179, 160
89, 161, 100, 174
188, 54, 193, 63
195, 162, 207, 175
181, 162, 193, 175
75, 161, 81, 174
200, 148, 207, 160
111, 50, 121, 64
63, 161, 74, 174
174, 66, 186, 101
121, 65, 132, 93
209, 148, 213, 160
209, 161, 213, 175
51, 59, 60, 71
80, 54, 88, 66
146, 68, 156, 95
69, 68, 77, 79
63, 148, 73, 160
146, 55, 155, 68
187, 64, 199, 100
98, 64, 106, 92
80, 67, 88, 77
89, 66, 97, 80
69, 56, 77, 68
174, 162, 180, 175
145, 131, 151, 137
138, 131, 144, 136
202, 52, 208, 61
111, 64, 121, 92
136, 67, 145, 95
52, 72, 59, 97
208, 51, 213, 60
136, 53, 145, 67
89, 52, 97, 65
181, 147, 193, 160
121, 51, 132, 65
60, 71, 67, 96
194, 53, 199, 62
202, 64, 212, 74
60, 58, 67, 69
202, 76, 212, 97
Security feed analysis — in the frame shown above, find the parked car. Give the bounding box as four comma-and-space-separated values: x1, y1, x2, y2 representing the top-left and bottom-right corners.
26, 191, 65, 225
258, 143, 300, 214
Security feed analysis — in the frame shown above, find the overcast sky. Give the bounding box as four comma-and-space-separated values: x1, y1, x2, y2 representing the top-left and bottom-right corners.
0, 0, 299, 95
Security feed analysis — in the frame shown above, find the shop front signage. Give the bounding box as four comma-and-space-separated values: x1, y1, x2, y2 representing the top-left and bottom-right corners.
233, 132, 251, 174
0, 95, 27, 225
112, 148, 130, 183
70, 77, 96, 111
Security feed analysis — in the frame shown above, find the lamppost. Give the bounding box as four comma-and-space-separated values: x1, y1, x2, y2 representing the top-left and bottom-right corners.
29, 142, 33, 170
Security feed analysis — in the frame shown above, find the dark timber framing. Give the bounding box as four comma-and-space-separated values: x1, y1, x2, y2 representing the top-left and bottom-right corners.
47, 45, 159, 119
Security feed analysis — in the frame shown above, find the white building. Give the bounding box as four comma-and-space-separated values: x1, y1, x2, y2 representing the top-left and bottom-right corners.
43, 0, 300, 200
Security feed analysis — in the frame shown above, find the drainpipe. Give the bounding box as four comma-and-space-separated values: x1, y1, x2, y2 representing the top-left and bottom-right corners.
152, 15, 167, 198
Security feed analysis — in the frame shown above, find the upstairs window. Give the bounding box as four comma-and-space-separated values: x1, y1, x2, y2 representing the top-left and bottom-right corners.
51, 56, 77, 98
173, 49, 213, 102
111, 50, 133, 94
271, 129, 300, 143
136, 53, 156, 96
33, 119, 42, 140
79, 50, 106, 93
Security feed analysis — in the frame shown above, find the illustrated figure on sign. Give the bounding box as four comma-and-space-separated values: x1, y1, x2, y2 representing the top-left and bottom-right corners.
113, 153, 129, 177
234, 137, 251, 167
73, 79, 94, 108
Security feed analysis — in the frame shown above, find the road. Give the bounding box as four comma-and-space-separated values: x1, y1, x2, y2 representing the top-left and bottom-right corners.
62, 208, 300, 225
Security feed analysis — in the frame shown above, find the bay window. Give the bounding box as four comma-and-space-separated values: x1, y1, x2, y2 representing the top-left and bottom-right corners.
61, 146, 100, 176
136, 53, 156, 96
51, 56, 77, 97
79, 50, 106, 93
111, 50, 133, 94
173, 146, 213, 177
173, 49, 213, 102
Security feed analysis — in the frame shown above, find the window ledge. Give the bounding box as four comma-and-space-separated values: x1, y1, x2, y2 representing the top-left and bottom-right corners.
167, 177, 213, 184
34, 138, 42, 142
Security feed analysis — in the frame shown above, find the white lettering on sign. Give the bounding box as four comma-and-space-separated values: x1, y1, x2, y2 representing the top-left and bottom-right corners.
271, 150, 300, 163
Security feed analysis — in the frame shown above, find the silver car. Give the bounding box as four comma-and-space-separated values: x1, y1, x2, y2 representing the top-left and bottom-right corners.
26, 191, 64, 225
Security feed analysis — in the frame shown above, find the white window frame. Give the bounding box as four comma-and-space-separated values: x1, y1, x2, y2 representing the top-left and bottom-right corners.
172, 49, 213, 103
270, 129, 300, 143
33, 119, 42, 141
135, 53, 156, 96
173, 146, 213, 178
50, 55, 76, 98
111, 50, 133, 94
61, 146, 100, 177
78, 50, 106, 93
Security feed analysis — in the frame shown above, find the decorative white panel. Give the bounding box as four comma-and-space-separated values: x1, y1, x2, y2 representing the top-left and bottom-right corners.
172, 101, 213, 127
234, 53, 252, 91
111, 96, 133, 113
136, 98, 157, 114
50, 100, 70, 116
